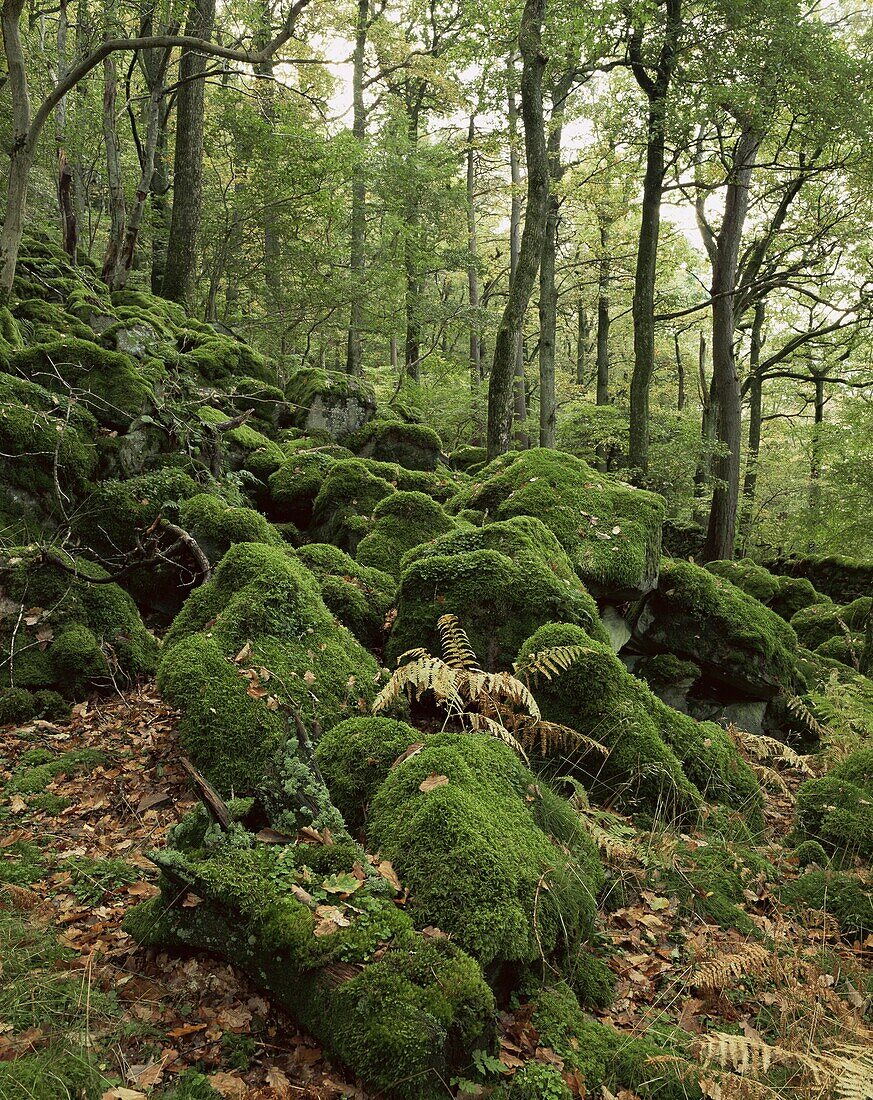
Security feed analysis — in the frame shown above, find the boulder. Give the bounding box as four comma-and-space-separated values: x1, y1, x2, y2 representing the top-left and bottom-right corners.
346, 418, 443, 471
356, 491, 458, 577
285, 367, 376, 439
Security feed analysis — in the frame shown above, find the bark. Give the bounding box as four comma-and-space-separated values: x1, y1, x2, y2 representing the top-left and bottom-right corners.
486, 0, 549, 460
55, 0, 78, 258
576, 297, 590, 386
674, 332, 685, 410
345, 0, 369, 376
739, 299, 766, 540
595, 217, 611, 406
101, 53, 127, 284
627, 0, 682, 472
703, 126, 762, 562
693, 332, 714, 512
161, 0, 216, 306
403, 91, 424, 382
256, 6, 282, 317
150, 117, 170, 294
466, 114, 482, 391
507, 67, 528, 446
538, 71, 572, 448
0, 0, 34, 305
809, 374, 826, 511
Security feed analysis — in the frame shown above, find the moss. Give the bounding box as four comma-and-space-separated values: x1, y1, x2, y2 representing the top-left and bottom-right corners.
284, 367, 377, 435
309, 458, 397, 553
634, 653, 700, 687
367, 731, 603, 968
0, 306, 24, 350
159, 542, 380, 795
178, 493, 281, 564
492, 1062, 572, 1100
267, 449, 338, 527
566, 949, 616, 1010
62, 856, 139, 904
770, 575, 823, 621
791, 840, 829, 868
315, 716, 420, 828
765, 554, 873, 604
705, 558, 781, 605
0, 686, 36, 725
0, 839, 46, 885
791, 597, 871, 651
519, 623, 760, 824
448, 449, 666, 599
356, 491, 458, 578
177, 327, 274, 385
346, 418, 443, 471
782, 871, 871, 938
815, 632, 864, 667
530, 982, 698, 1100
297, 542, 395, 650
794, 752, 873, 861
449, 445, 487, 473
197, 405, 286, 479
8, 338, 154, 429
0, 547, 158, 697
387, 516, 607, 671
636, 559, 800, 697
5, 748, 105, 795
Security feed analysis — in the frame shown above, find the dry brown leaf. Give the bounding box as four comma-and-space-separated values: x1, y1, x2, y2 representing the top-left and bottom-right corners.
265, 1067, 294, 1098
419, 773, 449, 793
217, 1004, 253, 1029
208, 1072, 248, 1099
376, 859, 402, 891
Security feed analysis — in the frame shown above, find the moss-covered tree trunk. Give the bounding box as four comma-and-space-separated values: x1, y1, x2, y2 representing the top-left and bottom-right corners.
345, 0, 369, 376
595, 217, 611, 406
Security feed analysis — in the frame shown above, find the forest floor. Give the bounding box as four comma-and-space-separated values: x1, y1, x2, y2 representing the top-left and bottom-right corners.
0, 687, 869, 1099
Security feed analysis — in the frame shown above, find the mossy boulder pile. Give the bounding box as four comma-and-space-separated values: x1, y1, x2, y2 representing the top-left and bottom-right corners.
285, 366, 376, 438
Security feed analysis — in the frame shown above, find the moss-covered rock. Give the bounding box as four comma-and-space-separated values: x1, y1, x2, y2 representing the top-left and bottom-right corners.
267, 449, 338, 527
517, 623, 760, 823
367, 731, 603, 969
0, 686, 36, 725
285, 367, 376, 438
705, 558, 781, 605
356, 491, 458, 578
297, 543, 395, 650
125, 830, 495, 1099
346, 418, 443, 471
177, 493, 281, 564
0, 547, 158, 698
782, 870, 871, 937
448, 449, 665, 600
791, 597, 871, 652
766, 554, 873, 604
158, 542, 381, 794
815, 632, 864, 668
794, 751, 873, 862
448, 445, 487, 473
177, 325, 274, 384
315, 715, 420, 828
196, 405, 285, 481
633, 559, 800, 698
386, 517, 608, 671
309, 458, 397, 553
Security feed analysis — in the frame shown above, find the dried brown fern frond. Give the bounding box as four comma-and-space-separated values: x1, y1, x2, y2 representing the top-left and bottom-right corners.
691, 945, 773, 991
517, 719, 608, 759
694, 1033, 800, 1078
374, 655, 463, 713
480, 670, 541, 718
748, 761, 791, 793
825, 1045, 873, 1100
730, 726, 815, 775
437, 614, 482, 672
515, 644, 592, 682
464, 711, 528, 759
784, 693, 828, 741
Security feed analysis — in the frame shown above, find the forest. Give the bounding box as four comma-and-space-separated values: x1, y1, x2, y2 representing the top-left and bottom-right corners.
0, 0, 872, 1097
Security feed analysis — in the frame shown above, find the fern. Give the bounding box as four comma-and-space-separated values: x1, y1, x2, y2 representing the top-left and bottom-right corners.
691, 945, 773, 991
729, 726, 814, 775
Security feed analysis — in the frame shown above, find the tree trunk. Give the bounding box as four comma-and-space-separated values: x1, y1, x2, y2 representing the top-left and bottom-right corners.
595, 217, 611, 406
739, 299, 766, 542
0, 0, 34, 304
101, 54, 127, 284
576, 297, 590, 386
486, 0, 548, 460
345, 0, 368, 376
404, 91, 423, 382
627, 0, 681, 473
703, 126, 762, 562
809, 374, 825, 511
55, 0, 79, 259
675, 332, 685, 410
538, 71, 572, 448
256, 9, 282, 323
693, 332, 713, 510
161, 0, 216, 306
507, 67, 529, 446
467, 113, 482, 392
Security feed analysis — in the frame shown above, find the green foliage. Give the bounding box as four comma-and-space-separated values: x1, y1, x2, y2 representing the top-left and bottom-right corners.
794, 750, 873, 861
62, 856, 139, 904
367, 731, 603, 966
4, 747, 104, 796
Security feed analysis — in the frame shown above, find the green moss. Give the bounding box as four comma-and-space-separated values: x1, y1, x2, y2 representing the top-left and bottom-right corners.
791, 597, 871, 651
794, 752, 873, 861
177, 327, 274, 384
267, 450, 338, 526
492, 1062, 572, 1100
346, 418, 443, 471
310, 458, 397, 553
367, 731, 603, 968
791, 840, 829, 868
5, 747, 104, 795
449, 449, 666, 599
387, 516, 607, 671
637, 559, 800, 696
297, 542, 395, 649
0, 306, 24, 350
0, 686, 36, 725
530, 982, 698, 1100
0, 839, 46, 885
62, 856, 139, 904
356, 491, 458, 578
0, 547, 158, 697
315, 716, 420, 828
8, 338, 154, 429
705, 558, 781, 605
284, 367, 377, 434
634, 653, 700, 687
159, 542, 380, 794
770, 576, 823, 621
566, 949, 616, 1010
815, 632, 864, 667
197, 405, 285, 479
178, 493, 281, 564
782, 871, 871, 938
765, 554, 873, 604
449, 445, 488, 472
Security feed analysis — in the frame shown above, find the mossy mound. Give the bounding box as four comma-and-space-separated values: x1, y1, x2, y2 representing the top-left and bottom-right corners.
346, 418, 443, 471
790, 596, 871, 652
196, 405, 286, 481
8, 338, 154, 430
177, 493, 282, 564
158, 542, 381, 794
815, 632, 865, 668
367, 731, 603, 968
0, 686, 67, 725
125, 827, 495, 1099
309, 458, 397, 553
315, 715, 420, 828
705, 559, 824, 623
267, 449, 338, 527
0, 547, 158, 698
356, 491, 458, 578
782, 870, 871, 938
297, 542, 396, 650
766, 553, 873, 604
794, 750, 873, 862
448, 444, 487, 473
633, 559, 800, 698
285, 367, 377, 438
177, 324, 274, 384
448, 449, 665, 600
518, 623, 760, 824
529, 982, 698, 1100
386, 517, 608, 671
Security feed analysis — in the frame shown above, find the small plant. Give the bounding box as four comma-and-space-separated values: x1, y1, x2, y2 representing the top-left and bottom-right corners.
374, 614, 609, 761
63, 856, 139, 904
